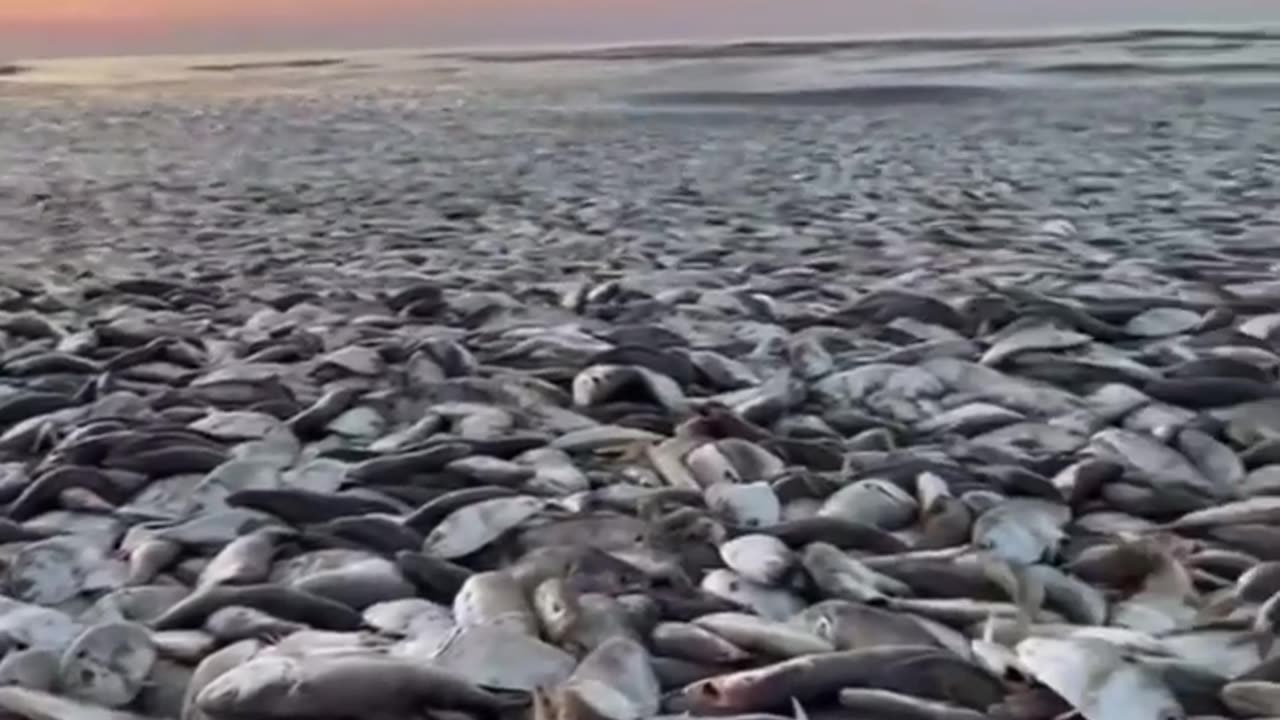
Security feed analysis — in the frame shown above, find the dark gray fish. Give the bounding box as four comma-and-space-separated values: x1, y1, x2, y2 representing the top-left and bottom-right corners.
150, 584, 365, 631
226, 487, 401, 524
347, 443, 474, 484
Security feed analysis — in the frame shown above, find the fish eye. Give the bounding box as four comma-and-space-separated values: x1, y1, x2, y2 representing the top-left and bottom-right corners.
699, 682, 722, 699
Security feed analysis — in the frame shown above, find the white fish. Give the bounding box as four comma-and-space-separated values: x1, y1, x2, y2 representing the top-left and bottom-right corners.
819, 479, 918, 531
1176, 428, 1244, 491
423, 495, 545, 559
0, 649, 58, 691
719, 535, 794, 585
980, 323, 1091, 367
801, 543, 911, 603
556, 637, 660, 720
685, 443, 742, 487
971, 498, 1070, 566
692, 612, 833, 658
700, 569, 805, 621
419, 625, 574, 692
1016, 637, 1183, 720
1222, 680, 1280, 718
0, 685, 153, 720
1124, 308, 1202, 338
1090, 428, 1217, 499
58, 622, 157, 708
705, 482, 781, 528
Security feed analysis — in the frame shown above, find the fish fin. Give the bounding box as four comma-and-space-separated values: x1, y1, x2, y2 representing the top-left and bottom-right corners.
1254, 630, 1275, 659
790, 697, 809, 720
1195, 590, 1241, 622
981, 613, 998, 644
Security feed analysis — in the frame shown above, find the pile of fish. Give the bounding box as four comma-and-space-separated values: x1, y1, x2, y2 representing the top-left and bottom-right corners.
6, 251, 1280, 720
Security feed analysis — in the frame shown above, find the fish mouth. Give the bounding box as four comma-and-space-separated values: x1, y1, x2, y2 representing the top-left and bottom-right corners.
195, 683, 244, 714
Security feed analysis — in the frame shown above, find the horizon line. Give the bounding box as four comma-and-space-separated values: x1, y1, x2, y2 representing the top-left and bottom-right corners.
8, 18, 1275, 63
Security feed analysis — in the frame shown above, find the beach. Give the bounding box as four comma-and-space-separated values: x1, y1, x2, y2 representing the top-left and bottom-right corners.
2, 27, 1279, 293
1, 25, 1280, 720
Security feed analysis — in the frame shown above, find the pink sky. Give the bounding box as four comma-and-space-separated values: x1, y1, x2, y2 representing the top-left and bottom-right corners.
3, 0, 1278, 58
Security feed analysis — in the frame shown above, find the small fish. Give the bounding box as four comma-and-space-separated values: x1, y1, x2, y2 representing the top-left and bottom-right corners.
691, 613, 833, 658
1016, 637, 1183, 720
719, 535, 794, 586
422, 495, 545, 559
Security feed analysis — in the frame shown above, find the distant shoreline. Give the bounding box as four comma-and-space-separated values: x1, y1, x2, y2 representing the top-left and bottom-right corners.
0, 64, 29, 77
187, 57, 346, 73
6, 21, 1279, 63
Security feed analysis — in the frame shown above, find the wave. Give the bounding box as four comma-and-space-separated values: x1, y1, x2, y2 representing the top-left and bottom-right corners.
631, 84, 1007, 107
1029, 61, 1280, 76
188, 58, 347, 73
0, 64, 29, 77
454, 27, 1280, 64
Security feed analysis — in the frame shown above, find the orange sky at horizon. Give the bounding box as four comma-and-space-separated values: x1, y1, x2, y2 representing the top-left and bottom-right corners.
5, 0, 1279, 59
0, 0, 593, 56
0, 0, 585, 23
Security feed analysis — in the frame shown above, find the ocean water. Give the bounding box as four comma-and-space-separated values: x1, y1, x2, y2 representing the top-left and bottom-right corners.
4, 26, 1280, 100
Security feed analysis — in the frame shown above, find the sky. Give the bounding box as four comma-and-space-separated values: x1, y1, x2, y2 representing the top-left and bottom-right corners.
4, 0, 1280, 59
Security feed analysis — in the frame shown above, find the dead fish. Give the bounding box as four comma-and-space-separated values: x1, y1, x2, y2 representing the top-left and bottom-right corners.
706, 482, 782, 529
0, 685, 155, 720
690, 612, 833, 659
1125, 307, 1203, 338
58, 622, 157, 708
454, 570, 539, 636
1221, 680, 1280, 717
533, 578, 636, 656
837, 688, 986, 720
574, 364, 687, 415
203, 606, 307, 643
719, 535, 795, 586
540, 636, 661, 720
663, 647, 938, 714
1177, 428, 1245, 492
195, 653, 515, 718
972, 498, 1070, 566
886, 597, 1064, 628
197, 527, 293, 589
421, 624, 574, 692
789, 600, 942, 651
801, 542, 911, 604
1167, 497, 1280, 530
751, 517, 909, 554
0, 645, 58, 691
150, 584, 364, 631
652, 622, 755, 665
980, 323, 1091, 367
818, 479, 919, 531
1090, 428, 1220, 499
422, 495, 545, 559
916, 402, 1026, 437
1016, 637, 1183, 720
700, 570, 805, 621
